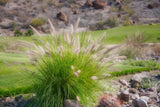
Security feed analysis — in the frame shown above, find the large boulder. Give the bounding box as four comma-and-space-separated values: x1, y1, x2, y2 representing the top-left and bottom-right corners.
92, 0, 107, 9
56, 12, 68, 22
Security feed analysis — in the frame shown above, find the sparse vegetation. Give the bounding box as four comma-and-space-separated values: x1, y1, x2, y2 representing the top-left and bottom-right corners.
14, 30, 23, 37
93, 16, 119, 30
119, 33, 147, 59
0, 0, 8, 5
25, 29, 34, 36
30, 18, 45, 27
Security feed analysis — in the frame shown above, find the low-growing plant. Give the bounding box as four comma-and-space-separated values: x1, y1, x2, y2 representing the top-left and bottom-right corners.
14, 30, 23, 37
106, 16, 119, 28
123, 20, 133, 26
119, 33, 147, 59
141, 78, 157, 89
25, 29, 34, 36
0, 0, 8, 5
30, 18, 45, 27
119, 47, 139, 59
123, 60, 158, 69
94, 16, 119, 30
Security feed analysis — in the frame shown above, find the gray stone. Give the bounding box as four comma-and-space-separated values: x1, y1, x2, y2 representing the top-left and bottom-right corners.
140, 96, 150, 103
132, 99, 148, 107
129, 88, 137, 94
64, 99, 82, 107
15, 95, 23, 103
119, 79, 129, 86
130, 93, 139, 100
131, 72, 151, 83
119, 90, 130, 102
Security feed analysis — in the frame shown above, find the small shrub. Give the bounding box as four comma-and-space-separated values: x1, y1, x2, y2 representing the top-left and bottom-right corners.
25, 29, 34, 36
110, 6, 119, 12
0, 0, 8, 5
30, 18, 45, 27
10, 22, 18, 31
14, 30, 23, 37
119, 47, 139, 59
149, 23, 155, 25
141, 78, 157, 89
125, 33, 147, 47
119, 33, 147, 59
123, 20, 133, 26
151, 45, 160, 56
121, 5, 135, 17
95, 21, 107, 30
157, 37, 160, 41
94, 16, 119, 30
106, 16, 119, 28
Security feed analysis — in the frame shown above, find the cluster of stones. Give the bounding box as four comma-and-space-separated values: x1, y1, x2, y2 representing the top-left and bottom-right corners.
118, 72, 160, 107
0, 95, 28, 107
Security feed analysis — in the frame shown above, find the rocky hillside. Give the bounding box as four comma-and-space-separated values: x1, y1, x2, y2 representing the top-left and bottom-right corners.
0, 0, 160, 36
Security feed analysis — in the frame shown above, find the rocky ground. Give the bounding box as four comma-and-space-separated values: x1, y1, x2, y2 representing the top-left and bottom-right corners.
1, 71, 160, 107
0, 0, 160, 36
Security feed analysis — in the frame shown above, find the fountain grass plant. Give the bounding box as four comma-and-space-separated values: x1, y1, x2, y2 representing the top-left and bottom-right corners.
24, 18, 124, 107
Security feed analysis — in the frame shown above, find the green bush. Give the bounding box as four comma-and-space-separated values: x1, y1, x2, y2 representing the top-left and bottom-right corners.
93, 16, 119, 30
141, 78, 157, 89
25, 29, 34, 36
106, 16, 119, 28
123, 20, 133, 26
14, 30, 23, 36
119, 47, 139, 59
24, 24, 110, 106
30, 18, 45, 27
0, 0, 8, 5
123, 60, 158, 69
31, 51, 104, 107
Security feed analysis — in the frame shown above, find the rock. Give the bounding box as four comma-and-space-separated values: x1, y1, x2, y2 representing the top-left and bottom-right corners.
97, 94, 122, 107
85, 0, 93, 7
130, 93, 139, 100
73, 10, 79, 14
157, 84, 160, 93
148, 104, 157, 107
140, 96, 150, 103
131, 81, 141, 88
56, 12, 68, 22
64, 99, 82, 107
147, 3, 159, 9
0, 21, 12, 29
119, 90, 130, 102
129, 88, 137, 94
132, 99, 148, 107
92, 0, 107, 9
119, 79, 129, 87
15, 95, 23, 103
146, 87, 156, 92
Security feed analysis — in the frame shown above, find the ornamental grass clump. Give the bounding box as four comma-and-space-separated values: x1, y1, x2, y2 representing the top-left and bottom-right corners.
25, 18, 124, 107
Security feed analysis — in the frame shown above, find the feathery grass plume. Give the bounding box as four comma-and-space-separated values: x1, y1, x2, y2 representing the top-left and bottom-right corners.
30, 25, 42, 36
25, 18, 124, 107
